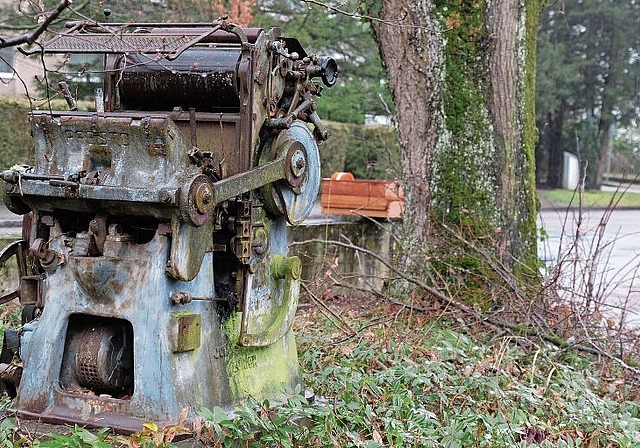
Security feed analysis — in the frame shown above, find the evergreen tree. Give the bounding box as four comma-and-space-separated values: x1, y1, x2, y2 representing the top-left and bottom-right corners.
536, 0, 640, 189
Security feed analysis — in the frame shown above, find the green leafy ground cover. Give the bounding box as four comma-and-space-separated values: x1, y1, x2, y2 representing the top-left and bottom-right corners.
2, 298, 638, 447
216, 298, 640, 447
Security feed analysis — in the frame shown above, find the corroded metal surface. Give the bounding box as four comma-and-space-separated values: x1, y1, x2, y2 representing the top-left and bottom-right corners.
0, 18, 336, 432
119, 50, 241, 112
37, 33, 197, 53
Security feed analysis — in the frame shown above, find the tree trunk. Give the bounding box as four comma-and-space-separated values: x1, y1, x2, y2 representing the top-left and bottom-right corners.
371, 0, 542, 268
592, 48, 621, 190
594, 120, 611, 189
369, 0, 443, 248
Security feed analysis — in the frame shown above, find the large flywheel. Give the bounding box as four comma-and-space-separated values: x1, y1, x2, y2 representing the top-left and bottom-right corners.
261, 122, 321, 225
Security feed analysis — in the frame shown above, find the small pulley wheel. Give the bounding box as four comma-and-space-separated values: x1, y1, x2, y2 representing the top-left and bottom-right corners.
282, 140, 308, 189
261, 122, 321, 225
21, 305, 42, 325
181, 174, 215, 227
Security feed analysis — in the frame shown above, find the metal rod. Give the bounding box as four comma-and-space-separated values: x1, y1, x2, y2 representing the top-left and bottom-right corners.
212, 154, 287, 205
0, 171, 64, 183
65, 22, 229, 29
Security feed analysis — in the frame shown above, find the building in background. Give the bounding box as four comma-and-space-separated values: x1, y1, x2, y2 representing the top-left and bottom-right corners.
0, 47, 46, 99
0, 0, 48, 99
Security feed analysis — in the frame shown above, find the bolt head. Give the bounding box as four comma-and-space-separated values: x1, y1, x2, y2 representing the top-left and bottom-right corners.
194, 182, 214, 215
290, 150, 307, 178
159, 190, 171, 203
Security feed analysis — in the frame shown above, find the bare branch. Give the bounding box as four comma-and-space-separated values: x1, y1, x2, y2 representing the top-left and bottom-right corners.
301, 282, 356, 337
297, 0, 439, 30
292, 237, 640, 380
298, 0, 381, 23
0, 0, 70, 49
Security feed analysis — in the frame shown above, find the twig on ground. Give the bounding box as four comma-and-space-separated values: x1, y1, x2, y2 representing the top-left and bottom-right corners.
301, 282, 355, 337
293, 237, 640, 380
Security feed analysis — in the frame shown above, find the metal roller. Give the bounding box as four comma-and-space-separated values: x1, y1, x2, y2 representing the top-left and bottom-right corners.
118, 49, 241, 112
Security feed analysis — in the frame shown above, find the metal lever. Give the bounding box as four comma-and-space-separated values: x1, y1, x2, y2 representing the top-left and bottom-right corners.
211, 144, 300, 205
239, 255, 301, 347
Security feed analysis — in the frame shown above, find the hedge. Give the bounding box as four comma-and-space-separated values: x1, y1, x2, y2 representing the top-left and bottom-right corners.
0, 97, 35, 169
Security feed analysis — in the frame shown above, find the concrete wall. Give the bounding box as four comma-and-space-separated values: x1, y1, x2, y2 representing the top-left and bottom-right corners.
289, 217, 396, 297
0, 49, 46, 99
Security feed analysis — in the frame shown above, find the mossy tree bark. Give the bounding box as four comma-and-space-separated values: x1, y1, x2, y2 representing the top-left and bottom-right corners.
370, 1, 443, 246
370, 0, 542, 269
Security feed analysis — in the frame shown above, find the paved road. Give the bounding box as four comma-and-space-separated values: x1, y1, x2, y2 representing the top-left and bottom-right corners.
539, 208, 640, 326
0, 204, 22, 237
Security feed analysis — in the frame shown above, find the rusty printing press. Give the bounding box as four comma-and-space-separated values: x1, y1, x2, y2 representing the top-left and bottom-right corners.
0, 18, 337, 431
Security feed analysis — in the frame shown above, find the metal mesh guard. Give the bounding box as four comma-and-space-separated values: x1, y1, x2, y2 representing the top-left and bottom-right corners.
41, 33, 197, 53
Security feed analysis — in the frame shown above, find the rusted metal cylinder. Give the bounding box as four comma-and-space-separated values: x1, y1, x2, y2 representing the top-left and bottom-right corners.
118, 48, 241, 112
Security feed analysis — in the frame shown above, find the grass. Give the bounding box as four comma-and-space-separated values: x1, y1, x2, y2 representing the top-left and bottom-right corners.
539, 188, 640, 209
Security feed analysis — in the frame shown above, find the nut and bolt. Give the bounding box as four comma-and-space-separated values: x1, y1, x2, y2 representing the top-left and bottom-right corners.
290, 150, 306, 178
195, 183, 214, 215
159, 190, 172, 203
171, 291, 192, 305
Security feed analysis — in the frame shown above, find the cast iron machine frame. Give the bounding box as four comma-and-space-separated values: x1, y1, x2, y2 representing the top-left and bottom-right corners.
0, 17, 337, 432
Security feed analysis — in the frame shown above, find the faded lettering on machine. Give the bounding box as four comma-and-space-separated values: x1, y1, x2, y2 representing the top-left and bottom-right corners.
64, 129, 130, 147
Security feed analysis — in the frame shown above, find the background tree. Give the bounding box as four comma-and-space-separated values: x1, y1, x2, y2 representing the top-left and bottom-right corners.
536, 0, 640, 189
365, 0, 542, 268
